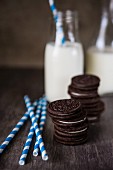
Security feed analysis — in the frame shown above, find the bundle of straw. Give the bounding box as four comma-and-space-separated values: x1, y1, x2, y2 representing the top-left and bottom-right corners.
0, 95, 48, 166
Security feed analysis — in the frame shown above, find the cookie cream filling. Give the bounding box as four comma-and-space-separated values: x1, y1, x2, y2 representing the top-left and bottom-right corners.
66, 127, 88, 134
71, 91, 94, 97
88, 116, 98, 120
58, 117, 86, 124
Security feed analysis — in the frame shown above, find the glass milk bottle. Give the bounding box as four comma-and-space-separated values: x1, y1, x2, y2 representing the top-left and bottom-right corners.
44, 10, 84, 102
86, 0, 113, 95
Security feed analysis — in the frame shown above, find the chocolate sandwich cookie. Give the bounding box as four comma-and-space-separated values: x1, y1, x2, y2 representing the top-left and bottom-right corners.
53, 112, 87, 128
68, 74, 105, 123
54, 120, 88, 137
48, 98, 88, 145
48, 108, 83, 120
71, 74, 100, 90
54, 137, 87, 145
54, 122, 88, 137
85, 100, 104, 111
82, 99, 104, 108
48, 99, 82, 120
48, 99, 81, 115
71, 96, 100, 105
53, 115, 87, 127
54, 130, 87, 142
54, 125, 88, 138
68, 86, 100, 105
68, 85, 98, 98
54, 133, 87, 145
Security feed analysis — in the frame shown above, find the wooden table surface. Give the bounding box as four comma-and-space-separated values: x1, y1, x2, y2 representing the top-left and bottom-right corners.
0, 68, 113, 170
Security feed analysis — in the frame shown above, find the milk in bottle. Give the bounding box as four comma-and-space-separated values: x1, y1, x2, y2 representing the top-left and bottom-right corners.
44, 11, 84, 102
45, 41, 84, 102
86, 6, 113, 95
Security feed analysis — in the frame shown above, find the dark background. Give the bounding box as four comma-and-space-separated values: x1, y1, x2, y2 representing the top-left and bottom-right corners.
0, 0, 104, 68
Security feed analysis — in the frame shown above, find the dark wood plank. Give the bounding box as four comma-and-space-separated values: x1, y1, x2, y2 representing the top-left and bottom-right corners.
0, 68, 113, 170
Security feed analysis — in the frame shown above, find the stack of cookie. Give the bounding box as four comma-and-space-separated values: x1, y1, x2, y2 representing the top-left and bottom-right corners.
48, 99, 88, 145
68, 74, 104, 123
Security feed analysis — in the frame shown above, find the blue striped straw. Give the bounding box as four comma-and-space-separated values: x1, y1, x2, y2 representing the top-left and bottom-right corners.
19, 100, 40, 165
0, 112, 30, 154
39, 99, 47, 132
19, 126, 34, 165
0, 101, 37, 155
48, 0, 65, 45
49, 0, 58, 22
33, 97, 47, 156
24, 95, 48, 161
32, 99, 43, 156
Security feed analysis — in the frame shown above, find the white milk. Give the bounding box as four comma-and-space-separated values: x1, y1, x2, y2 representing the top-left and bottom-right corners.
86, 46, 113, 95
44, 41, 84, 102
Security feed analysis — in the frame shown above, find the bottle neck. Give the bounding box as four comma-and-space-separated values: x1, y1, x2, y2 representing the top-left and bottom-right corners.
65, 10, 80, 43
96, 0, 113, 49
49, 10, 80, 45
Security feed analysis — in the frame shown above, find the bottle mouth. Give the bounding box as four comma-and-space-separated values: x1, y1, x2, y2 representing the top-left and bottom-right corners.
66, 10, 78, 20
48, 10, 80, 44
56, 10, 78, 22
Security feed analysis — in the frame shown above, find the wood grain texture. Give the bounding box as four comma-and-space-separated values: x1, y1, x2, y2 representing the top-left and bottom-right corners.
0, 68, 113, 170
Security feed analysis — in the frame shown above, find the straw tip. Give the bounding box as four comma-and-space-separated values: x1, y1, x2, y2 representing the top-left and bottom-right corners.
42, 155, 48, 161
33, 151, 38, 157
24, 95, 28, 99
33, 101, 38, 107
19, 160, 25, 166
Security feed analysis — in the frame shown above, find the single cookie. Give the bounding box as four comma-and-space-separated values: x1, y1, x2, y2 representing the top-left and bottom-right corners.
53, 116, 87, 127
54, 119, 88, 133
53, 112, 87, 128
48, 99, 82, 120
48, 107, 83, 120
54, 126, 88, 138
54, 133, 87, 145
48, 99, 81, 116
71, 96, 100, 105
83, 100, 104, 112
71, 74, 100, 90
68, 85, 98, 98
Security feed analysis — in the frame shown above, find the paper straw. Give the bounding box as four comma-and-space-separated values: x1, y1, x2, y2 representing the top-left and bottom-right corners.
0, 99, 38, 156
66, 10, 75, 43
19, 99, 41, 165
39, 100, 47, 132
19, 125, 34, 165
49, 0, 58, 22
55, 11, 65, 45
0, 111, 30, 154
48, 0, 65, 45
32, 99, 43, 156
33, 98, 47, 156
24, 95, 48, 161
